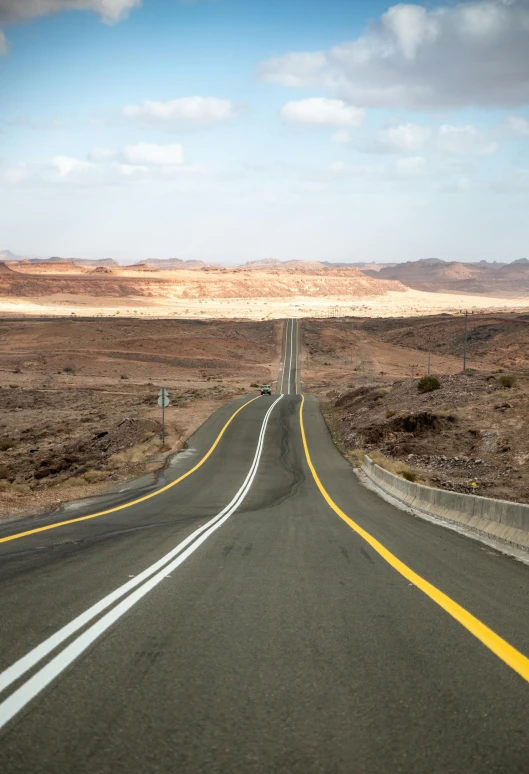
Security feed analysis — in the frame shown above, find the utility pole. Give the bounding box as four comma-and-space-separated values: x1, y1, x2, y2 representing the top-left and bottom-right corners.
463, 311, 468, 371
428, 349, 431, 376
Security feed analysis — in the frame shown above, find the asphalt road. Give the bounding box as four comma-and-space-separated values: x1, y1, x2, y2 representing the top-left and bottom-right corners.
1, 318, 528, 773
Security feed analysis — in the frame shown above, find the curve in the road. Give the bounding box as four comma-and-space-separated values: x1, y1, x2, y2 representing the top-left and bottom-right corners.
0, 395, 262, 545
0, 395, 283, 728
299, 394, 529, 685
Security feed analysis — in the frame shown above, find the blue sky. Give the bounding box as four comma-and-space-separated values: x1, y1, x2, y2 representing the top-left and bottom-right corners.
1, 0, 528, 263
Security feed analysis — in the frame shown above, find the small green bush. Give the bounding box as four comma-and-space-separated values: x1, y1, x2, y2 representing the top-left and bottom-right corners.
0, 439, 16, 451
386, 409, 397, 419
250, 383, 258, 388
499, 374, 516, 388
120, 374, 129, 380
417, 375, 440, 393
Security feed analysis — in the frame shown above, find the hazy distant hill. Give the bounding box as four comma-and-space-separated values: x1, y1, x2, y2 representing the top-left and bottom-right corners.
361, 258, 529, 294
140, 258, 207, 269
1, 250, 118, 268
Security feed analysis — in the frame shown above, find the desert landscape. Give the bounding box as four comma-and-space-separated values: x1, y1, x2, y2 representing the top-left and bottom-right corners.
303, 314, 529, 504
1, 254, 529, 319
0, 317, 280, 518
3, 253, 529, 518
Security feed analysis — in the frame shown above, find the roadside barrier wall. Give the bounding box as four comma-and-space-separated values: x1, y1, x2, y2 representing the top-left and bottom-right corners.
361, 455, 529, 551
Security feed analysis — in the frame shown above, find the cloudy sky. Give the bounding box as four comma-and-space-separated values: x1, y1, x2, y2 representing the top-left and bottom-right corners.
1, 0, 528, 263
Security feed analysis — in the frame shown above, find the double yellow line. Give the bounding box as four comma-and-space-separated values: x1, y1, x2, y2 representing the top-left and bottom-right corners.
299, 394, 529, 684
0, 396, 261, 545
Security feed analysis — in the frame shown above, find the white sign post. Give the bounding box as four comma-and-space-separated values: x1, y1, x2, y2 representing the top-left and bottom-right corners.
158, 387, 170, 446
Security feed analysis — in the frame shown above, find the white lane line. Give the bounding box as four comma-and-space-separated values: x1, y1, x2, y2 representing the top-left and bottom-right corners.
0, 395, 282, 729
287, 318, 295, 395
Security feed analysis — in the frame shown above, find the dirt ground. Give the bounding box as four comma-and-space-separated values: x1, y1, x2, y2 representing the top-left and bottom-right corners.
302, 315, 529, 504
0, 318, 281, 520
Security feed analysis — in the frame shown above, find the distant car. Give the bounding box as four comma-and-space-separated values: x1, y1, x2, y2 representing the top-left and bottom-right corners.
260, 385, 272, 395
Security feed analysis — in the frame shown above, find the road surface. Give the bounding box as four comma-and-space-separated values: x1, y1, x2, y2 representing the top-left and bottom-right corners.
0, 318, 528, 773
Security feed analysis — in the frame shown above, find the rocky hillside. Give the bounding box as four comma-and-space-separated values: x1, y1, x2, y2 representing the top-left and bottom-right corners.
0, 263, 406, 300
362, 257, 529, 294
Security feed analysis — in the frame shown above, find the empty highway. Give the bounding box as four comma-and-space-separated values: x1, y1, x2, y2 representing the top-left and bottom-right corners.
0, 318, 528, 773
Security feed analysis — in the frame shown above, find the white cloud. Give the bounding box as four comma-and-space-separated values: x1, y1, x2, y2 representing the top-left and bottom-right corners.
115, 163, 148, 176
0, 0, 140, 25
280, 98, 365, 127
0, 0, 139, 55
505, 115, 529, 136
122, 143, 184, 166
394, 155, 427, 176
52, 155, 95, 177
377, 123, 432, 153
330, 130, 351, 145
382, 4, 440, 60
436, 124, 499, 155
123, 97, 236, 127
259, 1, 529, 108
88, 147, 116, 161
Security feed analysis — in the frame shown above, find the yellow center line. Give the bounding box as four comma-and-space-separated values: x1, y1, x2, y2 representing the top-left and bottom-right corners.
0, 396, 262, 545
299, 394, 529, 684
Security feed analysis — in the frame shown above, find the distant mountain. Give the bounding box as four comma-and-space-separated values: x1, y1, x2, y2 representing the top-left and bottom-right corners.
0, 250, 23, 262
140, 258, 207, 269
361, 258, 529, 294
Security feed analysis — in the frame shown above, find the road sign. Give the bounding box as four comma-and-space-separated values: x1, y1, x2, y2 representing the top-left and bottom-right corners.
158, 388, 170, 408
157, 388, 170, 445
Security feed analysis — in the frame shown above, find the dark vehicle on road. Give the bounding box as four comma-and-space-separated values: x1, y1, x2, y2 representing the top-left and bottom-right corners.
260, 384, 272, 395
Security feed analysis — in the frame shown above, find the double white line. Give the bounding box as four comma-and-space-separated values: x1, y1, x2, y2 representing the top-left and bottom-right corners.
0, 394, 283, 730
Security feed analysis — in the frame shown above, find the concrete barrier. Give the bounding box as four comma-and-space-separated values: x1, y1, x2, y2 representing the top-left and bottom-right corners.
361, 455, 529, 551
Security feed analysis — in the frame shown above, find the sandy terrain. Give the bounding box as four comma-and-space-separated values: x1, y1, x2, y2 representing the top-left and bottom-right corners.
2, 260, 529, 320
1, 289, 528, 320
303, 315, 529, 503
0, 318, 280, 520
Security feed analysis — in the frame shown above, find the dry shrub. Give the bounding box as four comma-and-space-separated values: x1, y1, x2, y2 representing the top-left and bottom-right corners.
348, 448, 366, 467
64, 477, 86, 488
82, 469, 108, 484
499, 374, 516, 388
386, 409, 397, 419
369, 451, 417, 481
417, 375, 440, 393
0, 439, 16, 451
107, 438, 162, 469
0, 479, 30, 493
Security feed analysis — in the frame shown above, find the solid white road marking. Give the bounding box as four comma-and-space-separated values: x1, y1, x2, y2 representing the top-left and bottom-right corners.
287, 318, 295, 394
0, 395, 282, 729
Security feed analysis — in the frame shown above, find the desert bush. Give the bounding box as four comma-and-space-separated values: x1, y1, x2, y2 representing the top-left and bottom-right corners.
348, 448, 366, 467
107, 438, 162, 469
369, 451, 417, 481
499, 374, 516, 388
64, 477, 86, 488
0, 479, 29, 493
250, 383, 258, 388
82, 469, 108, 484
120, 374, 129, 380
9, 384, 19, 389
63, 366, 75, 374
0, 438, 16, 451
386, 409, 397, 419
417, 375, 440, 393
12, 368, 22, 374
